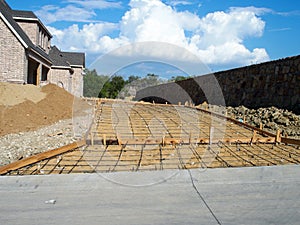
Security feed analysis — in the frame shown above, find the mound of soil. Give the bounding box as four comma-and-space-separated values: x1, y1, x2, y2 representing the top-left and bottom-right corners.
0, 83, 90, 136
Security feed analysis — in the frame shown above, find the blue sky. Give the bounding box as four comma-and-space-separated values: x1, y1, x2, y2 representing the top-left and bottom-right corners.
7, 0, 300, 78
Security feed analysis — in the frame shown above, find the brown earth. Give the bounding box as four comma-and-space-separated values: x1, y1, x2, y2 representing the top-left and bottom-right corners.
0, 83, 91, 136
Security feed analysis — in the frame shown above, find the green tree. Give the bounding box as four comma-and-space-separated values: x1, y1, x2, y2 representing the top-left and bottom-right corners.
170, 75, 187, 82
83, 69, 109, 97
99, 76, 125, 99
127, 75, 140, 83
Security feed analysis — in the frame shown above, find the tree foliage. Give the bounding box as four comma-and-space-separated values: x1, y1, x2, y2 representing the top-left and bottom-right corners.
170, 75, 188, 82
83, 70, 188, 99
83, 69, 108, 97
99, 76, 125, 99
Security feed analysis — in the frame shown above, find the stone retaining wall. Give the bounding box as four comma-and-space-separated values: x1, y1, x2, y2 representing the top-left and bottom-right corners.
135, 55, 300, 114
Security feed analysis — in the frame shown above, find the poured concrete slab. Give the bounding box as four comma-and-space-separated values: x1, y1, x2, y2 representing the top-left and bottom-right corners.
0, 165, 300, 225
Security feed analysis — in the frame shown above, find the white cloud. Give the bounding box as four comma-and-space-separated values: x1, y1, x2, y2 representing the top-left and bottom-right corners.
35, 0, 122, 24
35, 5, 98, 24
47, 0, 270, 69
165, 0, 193, 6
48, 23, 125, 52
66, 0, 122, 9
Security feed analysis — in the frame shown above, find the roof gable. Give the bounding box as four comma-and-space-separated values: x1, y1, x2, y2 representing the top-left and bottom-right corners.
0, 0, 52, 63
49, 46, 85, 68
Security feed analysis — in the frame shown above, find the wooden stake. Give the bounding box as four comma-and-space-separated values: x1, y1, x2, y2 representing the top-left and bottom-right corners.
259, 123, 263, 130
117, 135, 122, 146
103, 134, 106, 146
276, 129, 281, 143
251, 130, 257, 143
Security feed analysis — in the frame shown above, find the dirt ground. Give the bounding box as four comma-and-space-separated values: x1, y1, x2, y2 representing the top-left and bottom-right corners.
0, 82, 91, 136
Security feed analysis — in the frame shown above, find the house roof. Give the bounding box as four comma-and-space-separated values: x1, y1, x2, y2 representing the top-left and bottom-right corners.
0, 0, 52, 64
49, 46, 85, 68
11, 10, 38, 19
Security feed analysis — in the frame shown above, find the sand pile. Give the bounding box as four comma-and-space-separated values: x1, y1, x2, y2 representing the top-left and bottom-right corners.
0, 82, 90, 136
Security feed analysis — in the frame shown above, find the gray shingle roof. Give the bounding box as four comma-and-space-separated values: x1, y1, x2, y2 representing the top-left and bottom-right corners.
0, 0, 51, 63
49, 46, 85, 68
11, 10, 38, 19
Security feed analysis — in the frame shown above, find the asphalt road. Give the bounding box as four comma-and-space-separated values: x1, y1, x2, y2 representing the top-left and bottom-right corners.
1, 165, 300, 225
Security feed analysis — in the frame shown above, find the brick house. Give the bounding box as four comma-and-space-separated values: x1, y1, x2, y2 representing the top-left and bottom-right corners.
0, 0, 85, 97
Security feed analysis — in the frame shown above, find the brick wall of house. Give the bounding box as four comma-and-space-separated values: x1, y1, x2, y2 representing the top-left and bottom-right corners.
0, 17, 27, 83
71, 67, 83, 97
16, 21, 50, 54
48, 68, 72, 93
16, 21, 37, 45
48, 67, 83, 97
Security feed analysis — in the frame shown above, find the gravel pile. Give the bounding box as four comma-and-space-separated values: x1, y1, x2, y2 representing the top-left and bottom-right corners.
0, 119, 76, 166
0, 111, 93, 167
226, 106, 300, 138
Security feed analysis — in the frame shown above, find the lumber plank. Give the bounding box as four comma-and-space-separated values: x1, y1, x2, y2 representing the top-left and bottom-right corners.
0, 140, 86, 175
281, 137, 300, 146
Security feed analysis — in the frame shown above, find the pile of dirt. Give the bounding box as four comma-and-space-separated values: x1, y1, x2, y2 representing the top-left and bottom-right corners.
0, 82, 91, 136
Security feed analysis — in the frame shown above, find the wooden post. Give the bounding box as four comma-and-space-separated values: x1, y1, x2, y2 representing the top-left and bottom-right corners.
103, 134, 106, 146
251, 130, 257, 143
36, 63, 41, 86
117, 135, 122, 146
259, 123, 263, 130
208, 126, 211, 143
243, 115, 246, 123
162, 136, 165, 147
276, 129, 281, 143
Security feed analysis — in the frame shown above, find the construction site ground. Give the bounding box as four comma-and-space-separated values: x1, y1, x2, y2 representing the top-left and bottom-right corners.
1, 98, 299, 176
1, 83, 300, 224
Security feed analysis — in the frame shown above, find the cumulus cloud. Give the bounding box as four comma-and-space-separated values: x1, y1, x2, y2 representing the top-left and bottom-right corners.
35, 0, 122, 24
35, 5, 98, 24
45, 0, 270, 69
48, 23, 127, 52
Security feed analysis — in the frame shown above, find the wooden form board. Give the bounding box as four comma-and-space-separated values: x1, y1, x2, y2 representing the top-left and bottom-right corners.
0, 140, 86, 175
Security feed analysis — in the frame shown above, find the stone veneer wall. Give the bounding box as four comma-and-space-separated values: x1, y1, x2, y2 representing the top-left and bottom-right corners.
48, 68, 72, 93
0, 17, 26, 83
16, 21, 50, 54
16, 21, 38, 46
135, 55, 300, 114
48, 67, 83, 97
71, 67, 83, 97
